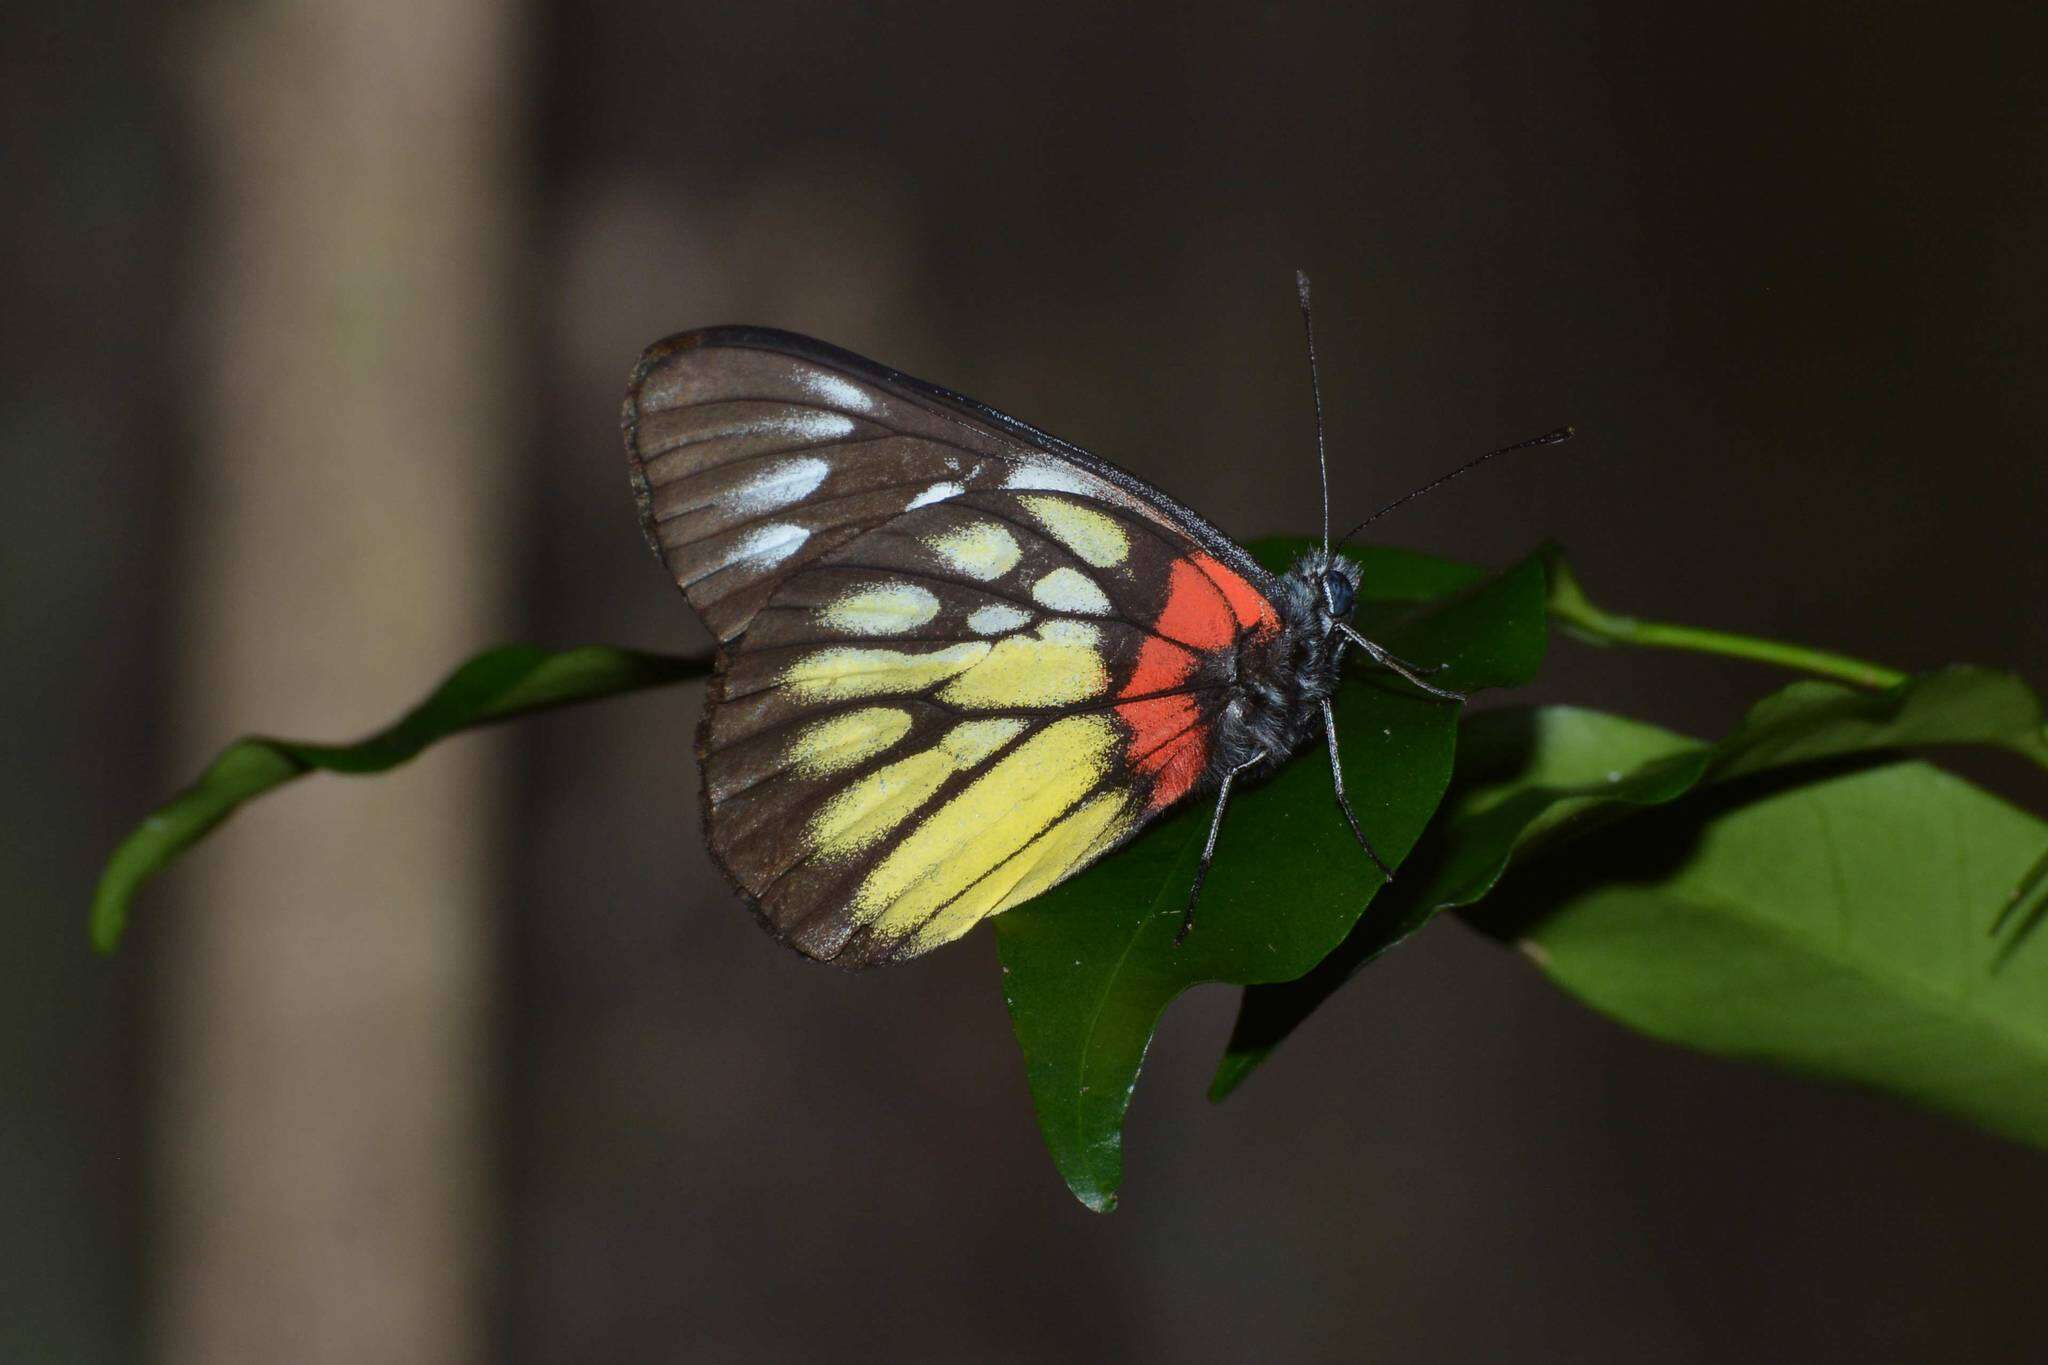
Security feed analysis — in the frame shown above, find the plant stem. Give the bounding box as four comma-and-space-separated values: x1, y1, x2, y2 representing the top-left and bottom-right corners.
1543, 551, 1907, 691
90, 644, 707, 952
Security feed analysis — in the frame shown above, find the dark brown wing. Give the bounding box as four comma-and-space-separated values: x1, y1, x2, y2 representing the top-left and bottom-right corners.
623, 329, 1282, 966
623, 326, 1272, 643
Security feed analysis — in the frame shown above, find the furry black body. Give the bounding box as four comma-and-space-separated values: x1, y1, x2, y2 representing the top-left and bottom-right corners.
1171, 546, 1457, 939
1201, 549, 1366, 792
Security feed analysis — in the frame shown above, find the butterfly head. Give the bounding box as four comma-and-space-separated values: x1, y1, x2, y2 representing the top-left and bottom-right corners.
1320, 564, 1357, 619
1286, 549, 1363, 636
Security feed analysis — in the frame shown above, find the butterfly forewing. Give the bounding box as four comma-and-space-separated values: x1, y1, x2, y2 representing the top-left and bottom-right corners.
625, 328, 1281, 965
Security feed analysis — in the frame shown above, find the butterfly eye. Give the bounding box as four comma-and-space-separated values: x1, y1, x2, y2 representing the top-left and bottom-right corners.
1321, 569, 1355, 617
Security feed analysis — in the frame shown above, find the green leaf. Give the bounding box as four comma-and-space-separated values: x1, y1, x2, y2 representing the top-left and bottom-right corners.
1485, 757, 2048, 1153
1707, 667, 2048, 780
90, 644, 706, 952
1211, 666, 2048, 1097
994, 541, 1550, 1211
1996, 844, 2048, 959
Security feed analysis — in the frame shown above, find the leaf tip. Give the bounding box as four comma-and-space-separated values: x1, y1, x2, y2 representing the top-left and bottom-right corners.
89, 886, 129, 956
1206, 1055, 1257, 1103
1075, 1189, 1118, 1214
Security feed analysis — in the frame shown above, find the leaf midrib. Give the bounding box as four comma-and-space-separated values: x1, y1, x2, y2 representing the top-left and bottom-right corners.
1069, 818, 1207, 1174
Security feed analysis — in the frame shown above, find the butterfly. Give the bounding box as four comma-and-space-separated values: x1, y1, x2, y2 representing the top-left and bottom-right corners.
623, 302, 1565, 967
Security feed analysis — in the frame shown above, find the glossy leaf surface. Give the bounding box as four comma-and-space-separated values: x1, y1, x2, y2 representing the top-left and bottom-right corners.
995, 541, 1549, 1210
1491, 750, 2048, 1152
1212, 667, 2048, 1096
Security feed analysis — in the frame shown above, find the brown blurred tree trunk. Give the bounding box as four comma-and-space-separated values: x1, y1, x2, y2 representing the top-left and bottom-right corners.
156, 3, 524, 1360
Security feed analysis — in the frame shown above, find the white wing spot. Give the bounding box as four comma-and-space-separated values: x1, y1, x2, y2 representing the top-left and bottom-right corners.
758, 410, 856, 441
721, 457, 829, 516
967, 603, 1032, 635
796, 371, 874, 413
704, 522, 809, 579
1002, 462, 1100, 496
1032, 566, 1112, 615
906, 480, 964, 510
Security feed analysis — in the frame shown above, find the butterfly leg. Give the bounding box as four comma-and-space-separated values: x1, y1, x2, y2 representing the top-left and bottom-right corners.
1322, 697, 1394, 881
1179, 756, 1264, 946
1337, 624, 1465, 702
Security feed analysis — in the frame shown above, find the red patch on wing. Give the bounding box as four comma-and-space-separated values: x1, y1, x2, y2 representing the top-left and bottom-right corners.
1118, 666, 1209, 810
1117, 694, 1208, 810
1152, 558, 1236, 650
1151, 553, 1279, 652
1139, 728, 1208, 810
1112, 554, 1276, 812
1121, 695, 1202, 763
1124, 635, 1197, 696
1193, 553, 1281, 636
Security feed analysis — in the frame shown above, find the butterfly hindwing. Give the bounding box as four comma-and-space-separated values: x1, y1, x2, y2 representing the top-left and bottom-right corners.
625, 329, 1282, 965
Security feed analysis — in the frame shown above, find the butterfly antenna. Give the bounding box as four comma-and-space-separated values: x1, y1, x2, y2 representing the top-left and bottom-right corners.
1296, 269, 1331, 556
1334, 425, 1576, 550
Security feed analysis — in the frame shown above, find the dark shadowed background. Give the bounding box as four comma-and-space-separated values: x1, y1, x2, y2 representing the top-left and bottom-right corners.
9, 1, 2048, 1360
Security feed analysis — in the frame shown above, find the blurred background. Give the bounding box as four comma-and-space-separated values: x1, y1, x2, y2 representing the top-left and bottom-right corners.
8, 1, 2047, 1360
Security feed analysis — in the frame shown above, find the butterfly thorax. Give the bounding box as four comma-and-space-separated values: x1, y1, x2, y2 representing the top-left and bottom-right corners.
1206, 550, 1364, 785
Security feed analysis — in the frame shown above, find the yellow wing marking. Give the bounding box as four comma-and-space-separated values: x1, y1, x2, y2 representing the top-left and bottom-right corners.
856, 715, 1119, 936
906, 790, 1134, 954
787, 706, 913, 777
819, 583, 941, 635
927, 521, 1022, 581
781, 641, 989, 702
805, 718, 1026, 858
935, 620, 1108, 708
1020, 495, 1129, 567
1030, 566, 1112, 615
